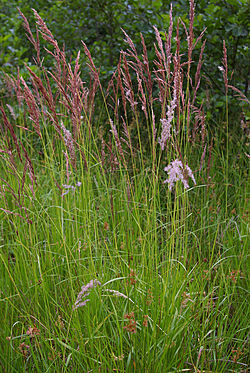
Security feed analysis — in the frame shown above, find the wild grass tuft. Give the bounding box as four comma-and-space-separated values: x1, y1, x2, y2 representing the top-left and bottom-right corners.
0, 1, 249, 372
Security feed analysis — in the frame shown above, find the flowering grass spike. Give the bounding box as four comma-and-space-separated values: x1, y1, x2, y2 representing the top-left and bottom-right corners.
73, 279, 101, 310
164, 159, 196, 191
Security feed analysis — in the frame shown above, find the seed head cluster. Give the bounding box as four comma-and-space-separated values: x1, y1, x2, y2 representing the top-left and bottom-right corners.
73, 279, 101, 310
164, 159, 196, 191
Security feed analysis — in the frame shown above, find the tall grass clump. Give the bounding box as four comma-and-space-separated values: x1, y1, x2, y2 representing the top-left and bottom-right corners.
0, 1, 249, 372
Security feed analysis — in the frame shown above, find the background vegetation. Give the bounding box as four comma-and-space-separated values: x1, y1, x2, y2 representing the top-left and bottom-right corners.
1, 0, 249, 112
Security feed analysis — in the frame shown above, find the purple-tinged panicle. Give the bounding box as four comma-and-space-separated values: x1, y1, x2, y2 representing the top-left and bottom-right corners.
110, 119, 127, 169
153, 26, 167, 73
67, 51, 85, 138
166, 3, 173, 70
121, 55, 137, 113
0, 106, 22, 162
193, 40, 206, 105
110, 119, 123, 155
158, 70, 178, 150
61, 181, 81, 196
218, 41, 229, 95
120, 117, 134, 158
122, 28, 144, 81
82, 42, 100, 87
32, 7, 66, 80
20, 77, 41, 137
18, 8, 40, 66
73, 279, 101, 311
222, 40, 228, 93
158, 118, 172, 149
105, 289, 128, 299
61, 121, 76, 169
117, 57, 127, 119
152, 110, 156, 143
137, 72, 148, 119
188, 0, 195, 53
140, 33, 153, 105
164, 159, 196, 191
228, 85, 250, 105
25, 66, 61, 134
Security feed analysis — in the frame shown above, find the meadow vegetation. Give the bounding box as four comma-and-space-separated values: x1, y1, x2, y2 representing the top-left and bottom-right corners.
0, 1, 249, 372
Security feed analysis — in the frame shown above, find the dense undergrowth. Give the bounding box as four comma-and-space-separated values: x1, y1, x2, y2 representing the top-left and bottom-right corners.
0, 1, 249, 372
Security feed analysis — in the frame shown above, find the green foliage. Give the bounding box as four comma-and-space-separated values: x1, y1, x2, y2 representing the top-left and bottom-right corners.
0, 0, 249, 128
191, 1, 248, 91
161, 0, 249, 124
1, 1, 248, 80
0, 0, 27, 69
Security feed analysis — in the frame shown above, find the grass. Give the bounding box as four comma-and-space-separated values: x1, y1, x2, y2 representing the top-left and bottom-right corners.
0, 1, 249, 372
